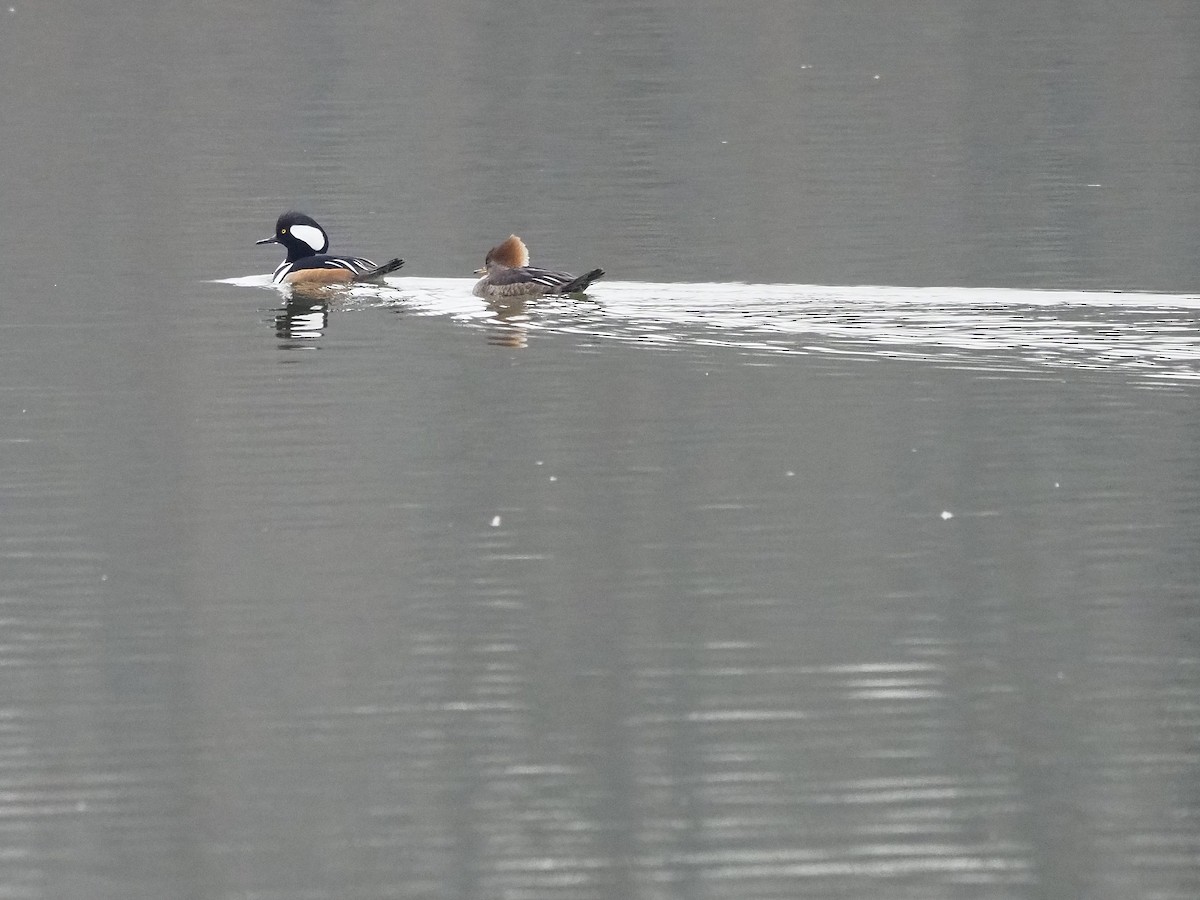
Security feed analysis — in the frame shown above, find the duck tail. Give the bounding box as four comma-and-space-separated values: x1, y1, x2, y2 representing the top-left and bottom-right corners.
558, 268, 604, 293
355, 258, 405, 283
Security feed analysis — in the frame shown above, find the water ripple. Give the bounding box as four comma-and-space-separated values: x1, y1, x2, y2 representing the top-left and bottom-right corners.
226, 274, 1200, 378
359, 277, 1200, 379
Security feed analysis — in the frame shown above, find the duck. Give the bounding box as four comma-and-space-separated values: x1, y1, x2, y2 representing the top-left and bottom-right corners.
473, 234, 602, 299
257, 211, 403, 285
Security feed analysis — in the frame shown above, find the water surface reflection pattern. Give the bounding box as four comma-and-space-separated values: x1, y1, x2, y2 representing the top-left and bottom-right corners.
5, 277, 1197, 900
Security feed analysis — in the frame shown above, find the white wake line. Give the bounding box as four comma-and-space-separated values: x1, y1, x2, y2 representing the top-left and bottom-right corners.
227, 273, 1200, 376
219, 274, 1200, 310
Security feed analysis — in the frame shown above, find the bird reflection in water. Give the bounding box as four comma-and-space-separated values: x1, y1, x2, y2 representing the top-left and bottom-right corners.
274, 283, 333, 348
484, 296, 530, 348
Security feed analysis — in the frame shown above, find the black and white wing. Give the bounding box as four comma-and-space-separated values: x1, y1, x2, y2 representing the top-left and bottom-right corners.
273, 254, 380, 284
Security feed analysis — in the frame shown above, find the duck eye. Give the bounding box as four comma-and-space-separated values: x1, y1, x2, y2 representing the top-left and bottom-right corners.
281, 228, 288, 234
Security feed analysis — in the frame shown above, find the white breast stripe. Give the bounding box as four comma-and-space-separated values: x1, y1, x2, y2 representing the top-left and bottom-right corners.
273, 261, 293, 283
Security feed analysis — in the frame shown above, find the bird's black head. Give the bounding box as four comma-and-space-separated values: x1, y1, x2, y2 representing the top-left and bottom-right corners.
256, 211, 329, 261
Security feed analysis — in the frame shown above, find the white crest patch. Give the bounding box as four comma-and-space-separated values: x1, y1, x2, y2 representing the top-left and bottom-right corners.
290, 223, 326, 254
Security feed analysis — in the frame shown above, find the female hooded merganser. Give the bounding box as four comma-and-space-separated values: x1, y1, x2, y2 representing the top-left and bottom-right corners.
257, 211, 404, 285
473, 235, 603, 299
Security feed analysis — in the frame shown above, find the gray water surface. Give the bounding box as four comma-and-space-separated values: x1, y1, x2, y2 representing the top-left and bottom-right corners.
3, 3, 1200, 899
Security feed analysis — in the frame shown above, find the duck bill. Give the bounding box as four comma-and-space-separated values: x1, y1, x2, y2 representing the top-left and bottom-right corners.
256, 236, 279, 245
473, 267, 486, 276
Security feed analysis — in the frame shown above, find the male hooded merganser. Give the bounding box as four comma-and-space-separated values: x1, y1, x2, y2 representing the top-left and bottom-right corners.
473, 234, 603, 299
257, 211, 404, 285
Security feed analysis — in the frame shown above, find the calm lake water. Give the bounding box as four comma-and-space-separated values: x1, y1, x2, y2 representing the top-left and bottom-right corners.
2, 3, 1199, 899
